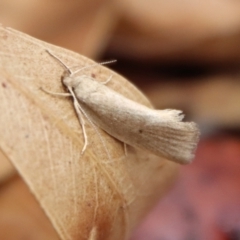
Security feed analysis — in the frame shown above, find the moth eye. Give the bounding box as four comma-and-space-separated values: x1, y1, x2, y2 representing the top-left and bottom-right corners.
139, 129, 143, 134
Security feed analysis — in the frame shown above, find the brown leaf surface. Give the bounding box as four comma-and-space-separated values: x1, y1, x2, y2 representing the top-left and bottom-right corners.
0, 26, 178, 240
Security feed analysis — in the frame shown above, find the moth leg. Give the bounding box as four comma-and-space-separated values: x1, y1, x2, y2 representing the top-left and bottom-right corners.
67, 87, 88, 154
101, 75, 113, 85
76, 105, 88, 154
40, 87, 72, 97
124, 143, 128, 156
73, 99, 88, 154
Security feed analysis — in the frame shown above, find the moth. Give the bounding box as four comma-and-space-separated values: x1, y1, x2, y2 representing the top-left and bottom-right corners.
45, 50, 199, 164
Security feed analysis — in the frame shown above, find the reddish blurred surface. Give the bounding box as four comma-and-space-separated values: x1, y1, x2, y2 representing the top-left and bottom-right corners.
130, 133, 240, 240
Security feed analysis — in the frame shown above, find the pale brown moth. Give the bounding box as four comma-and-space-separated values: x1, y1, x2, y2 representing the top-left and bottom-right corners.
45, 50, 199, 164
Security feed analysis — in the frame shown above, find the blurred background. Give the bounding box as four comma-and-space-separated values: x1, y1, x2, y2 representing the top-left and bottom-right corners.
1, 0, 240, 239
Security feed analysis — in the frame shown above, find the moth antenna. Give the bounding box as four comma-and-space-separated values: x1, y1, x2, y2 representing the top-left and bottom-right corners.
72, 60, 117, 75
46, 50, 72, 75
99, 60, 117, 65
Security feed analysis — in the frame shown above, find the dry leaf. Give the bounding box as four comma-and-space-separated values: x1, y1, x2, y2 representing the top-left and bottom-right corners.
0, 26, 179, 240
0, 0, 117, 58
111, 0, 240, 63
0, 175, 60, 240
0, 149, 15, 183
144, 76, 240, 128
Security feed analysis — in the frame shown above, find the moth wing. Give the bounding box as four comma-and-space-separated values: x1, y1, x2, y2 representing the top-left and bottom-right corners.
134, 114, 199, 164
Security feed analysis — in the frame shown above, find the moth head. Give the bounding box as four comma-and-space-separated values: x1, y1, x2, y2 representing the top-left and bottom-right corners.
62, 72, 80, 89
